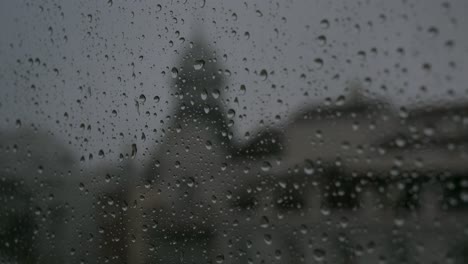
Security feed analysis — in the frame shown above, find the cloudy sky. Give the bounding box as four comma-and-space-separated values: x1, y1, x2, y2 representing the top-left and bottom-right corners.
1, 0, 467, 166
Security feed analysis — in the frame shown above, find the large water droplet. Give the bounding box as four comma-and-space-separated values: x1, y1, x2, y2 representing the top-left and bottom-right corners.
304, 159, 315, 175
131, 144, 137, 159
193, 59, 205, 70
171, 67, 179, 78
261, 161, 272, 172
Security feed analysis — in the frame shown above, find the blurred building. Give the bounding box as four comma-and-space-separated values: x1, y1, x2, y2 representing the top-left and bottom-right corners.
0, 129, 81, 263
120, 35, 468, 264
3, 34, 465, 264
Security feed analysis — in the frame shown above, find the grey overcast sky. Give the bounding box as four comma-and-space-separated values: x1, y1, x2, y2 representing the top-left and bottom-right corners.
1, 0, 468, 166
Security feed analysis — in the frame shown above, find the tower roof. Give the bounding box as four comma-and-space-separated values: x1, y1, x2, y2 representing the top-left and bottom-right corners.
172, 32, 225, 112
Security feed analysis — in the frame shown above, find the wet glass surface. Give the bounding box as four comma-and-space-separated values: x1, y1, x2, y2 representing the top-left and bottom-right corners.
1, 0, 468, 263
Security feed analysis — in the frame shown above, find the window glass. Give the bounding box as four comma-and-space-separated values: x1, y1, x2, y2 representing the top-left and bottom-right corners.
1, 0, 468, 263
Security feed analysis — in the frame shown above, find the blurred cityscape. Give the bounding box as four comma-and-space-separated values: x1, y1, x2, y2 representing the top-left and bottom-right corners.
1, 36, 468, 264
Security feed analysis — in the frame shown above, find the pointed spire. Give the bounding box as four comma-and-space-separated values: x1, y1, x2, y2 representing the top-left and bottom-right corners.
172, 29, 225, 112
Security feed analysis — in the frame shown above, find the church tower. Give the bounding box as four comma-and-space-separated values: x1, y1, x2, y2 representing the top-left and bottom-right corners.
169, 32, 231, 147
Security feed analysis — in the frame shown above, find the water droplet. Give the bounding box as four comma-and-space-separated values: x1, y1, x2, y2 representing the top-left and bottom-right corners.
260, 216, 270, 228
171, 67, 179, 78
211, 89, 220, 99
394, 217, 405, 227
261, 161, 272, 172
335, 95, 345, 106
460, 191, 468, 202
320, 19, 330, 29
314, 58, 323, 69
131, 144, 137, 159
187, 177, 195, 188
428, 26, 439, 37
320, 207, 330, 216
139, 94, 146, 104
215, 254, 224, 263
260, 69, 268, 80
304, 159, 315, 175
205, 140, 212, 150
313, 248, 326, 261
227, 109, 236, 118
275, 249, 282, 259
317, 35, 327, 46
193, 59, 205, 70
201, 89, 208, 100
240, 85, 246, 95
122, 201, 128, 211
